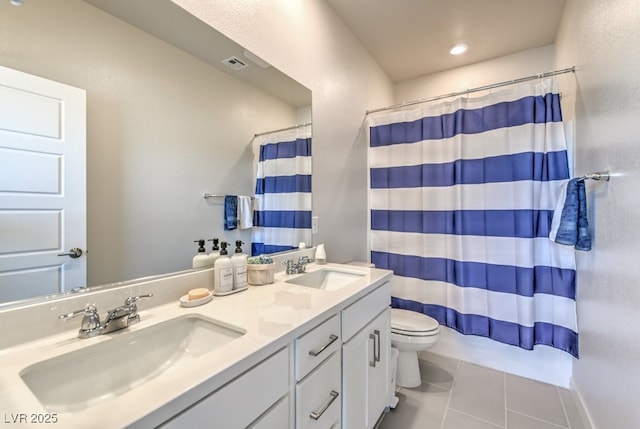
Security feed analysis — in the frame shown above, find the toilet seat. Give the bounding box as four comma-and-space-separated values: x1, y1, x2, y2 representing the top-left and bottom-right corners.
391, 308, 440, 337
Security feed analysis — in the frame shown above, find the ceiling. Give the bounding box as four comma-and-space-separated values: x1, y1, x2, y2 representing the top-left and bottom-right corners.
324, 0, 567, 82
83, 0, 567, 103
83, 0, 312, 107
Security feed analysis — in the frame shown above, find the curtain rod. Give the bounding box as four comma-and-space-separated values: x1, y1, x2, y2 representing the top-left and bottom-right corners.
366, 66, 576, 115
254, 122, 311, 138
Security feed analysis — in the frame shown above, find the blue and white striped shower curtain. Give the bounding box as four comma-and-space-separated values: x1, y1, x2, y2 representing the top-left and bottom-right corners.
367, 79, 578, 357
251, 125, 312, 256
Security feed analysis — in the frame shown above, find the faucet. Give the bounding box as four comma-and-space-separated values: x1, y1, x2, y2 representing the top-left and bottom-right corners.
284, 256, 314, 274
59, 294, 153, 339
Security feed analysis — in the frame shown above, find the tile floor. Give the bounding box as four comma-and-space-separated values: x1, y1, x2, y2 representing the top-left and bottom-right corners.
379, 352, 586, 429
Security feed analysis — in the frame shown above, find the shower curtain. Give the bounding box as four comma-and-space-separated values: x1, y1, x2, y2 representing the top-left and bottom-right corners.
367, 79, 578, 357
252, 125, 312, 256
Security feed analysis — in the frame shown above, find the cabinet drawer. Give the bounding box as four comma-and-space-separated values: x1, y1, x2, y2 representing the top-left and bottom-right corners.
296, 352, 341, 429
160, 347, 289, 428
295, 314, 340, 381
342, 282, 390, 341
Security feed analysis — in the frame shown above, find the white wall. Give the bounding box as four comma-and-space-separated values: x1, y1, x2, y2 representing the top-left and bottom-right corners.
172, 0, 395, 264
555, 1, 640, 428
392, 45, 575, 387
0, 0, 301, 286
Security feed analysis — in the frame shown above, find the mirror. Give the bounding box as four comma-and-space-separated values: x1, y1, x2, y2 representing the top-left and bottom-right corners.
0, 0, 311, 307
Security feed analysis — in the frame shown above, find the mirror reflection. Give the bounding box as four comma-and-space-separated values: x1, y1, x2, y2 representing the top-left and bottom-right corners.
0, 0, 312, 306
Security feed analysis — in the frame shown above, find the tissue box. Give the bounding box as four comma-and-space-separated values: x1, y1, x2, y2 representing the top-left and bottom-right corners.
247, 263, 275, 285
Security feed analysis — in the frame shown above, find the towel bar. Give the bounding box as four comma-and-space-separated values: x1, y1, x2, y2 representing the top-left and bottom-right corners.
579, 171, 610, 181
203, 193, 255, 200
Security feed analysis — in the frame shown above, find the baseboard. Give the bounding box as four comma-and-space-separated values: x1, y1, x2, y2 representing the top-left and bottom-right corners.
373, 409, 388, 429
570, 378, 596, 429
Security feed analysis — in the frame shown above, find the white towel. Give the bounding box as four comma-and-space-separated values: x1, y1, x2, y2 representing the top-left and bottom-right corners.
238, 195, 254, 229
548, 179, 569, 242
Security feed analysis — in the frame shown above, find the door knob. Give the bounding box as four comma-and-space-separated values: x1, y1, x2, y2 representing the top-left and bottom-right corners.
58, 248, 83, 258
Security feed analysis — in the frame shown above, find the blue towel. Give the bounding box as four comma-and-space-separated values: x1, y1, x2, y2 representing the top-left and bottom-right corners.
224, 195, 238, 230
575, 180, 591, 251
549, 178, 591, 251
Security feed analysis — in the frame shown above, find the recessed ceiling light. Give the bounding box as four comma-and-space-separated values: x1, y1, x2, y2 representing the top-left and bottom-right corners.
449, 43, 468, 56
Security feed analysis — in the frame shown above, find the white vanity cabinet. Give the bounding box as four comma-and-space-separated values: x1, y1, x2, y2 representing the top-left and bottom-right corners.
0, 262, 395, 429
159, 346, 291, 428
341, 282, 391, 429
157, 281, 391, 429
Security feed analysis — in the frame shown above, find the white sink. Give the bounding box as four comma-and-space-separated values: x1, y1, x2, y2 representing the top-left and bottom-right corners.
20, 315, 245, 412
286, 268, 365, 290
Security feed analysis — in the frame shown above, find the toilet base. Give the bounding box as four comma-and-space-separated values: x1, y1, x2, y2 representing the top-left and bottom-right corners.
396, 350, 422, 388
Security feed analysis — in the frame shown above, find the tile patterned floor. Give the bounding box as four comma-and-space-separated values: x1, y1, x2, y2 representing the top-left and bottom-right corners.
379, 352, 586, 429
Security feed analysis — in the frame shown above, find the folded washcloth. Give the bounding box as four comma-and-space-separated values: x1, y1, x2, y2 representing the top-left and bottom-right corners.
238, 195, 254, 229
549, 178, 591, 251
224, 195, 238, 230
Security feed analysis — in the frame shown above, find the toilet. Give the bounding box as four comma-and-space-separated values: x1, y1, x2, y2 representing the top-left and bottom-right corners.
390, 308, 440, 388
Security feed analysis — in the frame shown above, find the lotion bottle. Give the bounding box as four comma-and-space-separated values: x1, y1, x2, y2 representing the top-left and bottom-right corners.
213, 241, 233, 294
192, 239, 213, 268
231, 240, 248, 290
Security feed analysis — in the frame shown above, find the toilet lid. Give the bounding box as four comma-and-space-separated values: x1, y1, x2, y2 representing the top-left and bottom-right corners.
391, 308, 439, 334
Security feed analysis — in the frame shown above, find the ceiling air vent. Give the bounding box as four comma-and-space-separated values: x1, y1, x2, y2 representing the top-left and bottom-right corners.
222, 56, 248, 70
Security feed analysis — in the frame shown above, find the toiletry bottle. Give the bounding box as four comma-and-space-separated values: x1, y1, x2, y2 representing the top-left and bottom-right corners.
315, 243, 327, 264
231, 240, 248, 290
208, 238, 221, 265
192, 239, 213, 268
214, 241, 233, 294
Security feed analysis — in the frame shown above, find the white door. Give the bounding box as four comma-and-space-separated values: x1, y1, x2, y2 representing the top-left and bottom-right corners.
0, 65, 86, 303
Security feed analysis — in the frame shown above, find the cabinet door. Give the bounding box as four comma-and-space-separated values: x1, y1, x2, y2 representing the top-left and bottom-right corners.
248, 395, 291, 429
160, 347, 290, 428
342, 325, 368, 429
367, 307, 390, 427
342, 308, 390, 429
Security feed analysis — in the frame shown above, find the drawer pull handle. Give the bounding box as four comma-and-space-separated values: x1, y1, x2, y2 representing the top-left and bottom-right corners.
369, 333, 376, 367
309, 390, 339, 420
308, 334, 339, 357
374, 329, 381, 363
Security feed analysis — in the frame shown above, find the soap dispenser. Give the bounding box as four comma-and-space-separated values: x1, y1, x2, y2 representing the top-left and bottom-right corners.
208, 238, 221, 265
213, 241, 233, 295
231, 240, 248, 290
192, 239, 213, 268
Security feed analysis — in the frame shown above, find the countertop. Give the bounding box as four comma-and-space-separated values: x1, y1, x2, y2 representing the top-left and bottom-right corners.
0, 263, 392, 428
